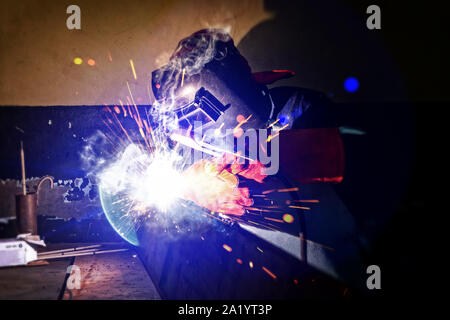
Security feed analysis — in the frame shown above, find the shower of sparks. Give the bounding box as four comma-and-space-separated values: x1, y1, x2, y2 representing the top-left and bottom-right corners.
129, 59, 137, 79
99, 88, 314, 245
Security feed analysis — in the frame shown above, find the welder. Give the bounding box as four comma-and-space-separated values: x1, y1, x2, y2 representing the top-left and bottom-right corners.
151, 29, 345, 215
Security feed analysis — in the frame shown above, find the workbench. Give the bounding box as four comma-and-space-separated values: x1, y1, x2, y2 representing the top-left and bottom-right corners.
0, 243, 161, 300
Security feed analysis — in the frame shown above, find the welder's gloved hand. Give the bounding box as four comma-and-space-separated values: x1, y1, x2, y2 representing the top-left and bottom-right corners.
216, 153, 267, 183
181, 159, 255, 216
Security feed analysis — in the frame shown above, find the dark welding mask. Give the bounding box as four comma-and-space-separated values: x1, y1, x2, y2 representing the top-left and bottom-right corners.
151, 29, 273, 138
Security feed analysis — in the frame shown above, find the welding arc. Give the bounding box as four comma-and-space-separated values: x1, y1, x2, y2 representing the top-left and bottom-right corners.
37, 247, 129, 260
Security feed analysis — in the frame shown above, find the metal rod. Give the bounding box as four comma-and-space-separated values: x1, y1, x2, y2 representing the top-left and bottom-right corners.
38, 248, 101, 258
37, 248, 129, 260
38, 244, 102, 256
20, 141, 26, 195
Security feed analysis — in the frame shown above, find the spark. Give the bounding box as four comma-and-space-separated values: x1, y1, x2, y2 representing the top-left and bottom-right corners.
245, 219, 279, 231
288, 205, 310, 210
264, 217, 284, 223
274, 123, 289, 132
259, 142, 267, 155
129, 59, 137, 79
282, 214, 294, 223
266, 133, 279, 142
233, 114, 252, 132
277, 187, 298, 192
215, 123, 224, 136
256, 247, 263, 253
266, 119, 279, 129
249, 261, 254, 268
181, 68, 186, 87
262, 266, 277, 279
223, 244, 232, 252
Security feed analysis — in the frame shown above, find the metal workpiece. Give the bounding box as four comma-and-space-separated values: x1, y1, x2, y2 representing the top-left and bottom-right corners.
15, 193, 38, 235
136, 190, 344, 299
15, 176, 55, 235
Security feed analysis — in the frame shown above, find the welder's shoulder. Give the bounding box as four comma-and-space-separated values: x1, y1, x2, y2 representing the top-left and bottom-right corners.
269, 86, 337, 129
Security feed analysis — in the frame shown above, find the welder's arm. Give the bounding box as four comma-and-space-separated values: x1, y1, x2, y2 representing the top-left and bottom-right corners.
180, 157, 266, 216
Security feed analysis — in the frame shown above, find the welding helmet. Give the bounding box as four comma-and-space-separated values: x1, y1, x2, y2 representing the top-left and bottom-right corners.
151, 29, 274, 137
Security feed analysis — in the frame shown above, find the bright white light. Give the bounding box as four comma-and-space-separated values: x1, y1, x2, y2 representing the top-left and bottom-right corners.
99, 144, 186, 213
179, 85, 196, 98
134, 153, 186, 211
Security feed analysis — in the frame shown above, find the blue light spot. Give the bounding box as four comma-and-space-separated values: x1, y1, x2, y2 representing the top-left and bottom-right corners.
344, 77, 359, 93
279, 115, 289, 125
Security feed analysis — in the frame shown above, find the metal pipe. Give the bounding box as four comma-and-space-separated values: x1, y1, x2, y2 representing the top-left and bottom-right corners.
36, 175, 54, 206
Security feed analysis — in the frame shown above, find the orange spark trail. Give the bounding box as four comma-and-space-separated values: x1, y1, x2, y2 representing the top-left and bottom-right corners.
274, 123, 289, 132
289, 205, 311, 210
266, 132, 279, 142
126, 81, 152, 150
278, 187, 299, 192
233, 114, 253, 131
266, 118, 279, 129
264, 217, 284, 223
245, 220, 279, 231
262, 266, 277, 279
